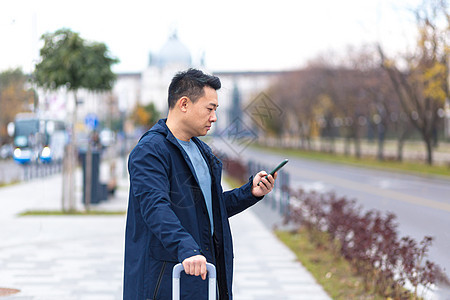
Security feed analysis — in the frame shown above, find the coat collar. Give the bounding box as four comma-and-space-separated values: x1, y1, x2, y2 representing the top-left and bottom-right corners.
149, 118, 221, 170
151, 119, 214, 159
150, 118, 217, 185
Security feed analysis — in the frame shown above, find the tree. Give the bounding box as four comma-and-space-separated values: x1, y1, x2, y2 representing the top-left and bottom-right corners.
266, 45, 419, 163
341, 46, 405, 161
362, 66, 413, 162
379, 0, 449, 165
33, 28, 118, 210
0, 69, 35, 144
130, 102, 161, 130
268, 68, 333, 150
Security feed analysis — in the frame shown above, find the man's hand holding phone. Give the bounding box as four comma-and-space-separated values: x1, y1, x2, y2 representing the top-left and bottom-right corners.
251, 159, 288, 197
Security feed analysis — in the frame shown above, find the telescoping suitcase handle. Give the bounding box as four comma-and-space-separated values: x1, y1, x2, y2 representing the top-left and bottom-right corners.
172, 262, 216, 300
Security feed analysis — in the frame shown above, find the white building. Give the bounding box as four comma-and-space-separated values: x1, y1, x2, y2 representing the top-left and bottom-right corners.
139, 32, 194, 115
113, 33, 284, 133
39, 33, 285, 137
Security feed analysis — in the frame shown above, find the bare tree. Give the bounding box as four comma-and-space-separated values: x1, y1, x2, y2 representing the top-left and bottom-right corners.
379, 0, 449, 165
270, 67, 336, 151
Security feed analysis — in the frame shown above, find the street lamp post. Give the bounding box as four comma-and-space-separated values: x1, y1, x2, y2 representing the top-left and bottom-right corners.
445, 99, 450, 141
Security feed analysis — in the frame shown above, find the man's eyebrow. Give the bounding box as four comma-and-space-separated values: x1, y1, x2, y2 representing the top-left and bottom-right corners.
209, 103, 219, 108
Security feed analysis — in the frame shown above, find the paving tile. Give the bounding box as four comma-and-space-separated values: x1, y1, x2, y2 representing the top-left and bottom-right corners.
0, 161, 332, 299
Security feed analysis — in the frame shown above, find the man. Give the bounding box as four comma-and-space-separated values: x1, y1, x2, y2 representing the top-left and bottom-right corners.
123, 68, 276, 299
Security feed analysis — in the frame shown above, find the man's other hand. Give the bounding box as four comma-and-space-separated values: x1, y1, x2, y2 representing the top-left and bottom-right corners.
182, 255, 207, 280
251, 171, 277, 197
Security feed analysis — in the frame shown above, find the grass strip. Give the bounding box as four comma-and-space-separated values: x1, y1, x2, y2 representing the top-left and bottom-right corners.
224, 161, 421, 298
223, 175, 245, 189
0, 180, 20, 188
275, 230, 390, 300
225, 175, 383, 298
253, 145, 450, 178
19, 210, 126, 216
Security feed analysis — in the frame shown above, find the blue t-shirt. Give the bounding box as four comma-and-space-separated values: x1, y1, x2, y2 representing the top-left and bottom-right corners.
176, 138, 213, 234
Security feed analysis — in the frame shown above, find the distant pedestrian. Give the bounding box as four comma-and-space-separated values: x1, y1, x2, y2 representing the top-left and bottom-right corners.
123, 68, 277, 299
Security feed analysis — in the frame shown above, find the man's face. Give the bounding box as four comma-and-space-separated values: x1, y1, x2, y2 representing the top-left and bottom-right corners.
185, 86, 218, 137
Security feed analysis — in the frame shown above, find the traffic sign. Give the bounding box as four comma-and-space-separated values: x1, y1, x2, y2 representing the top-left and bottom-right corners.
85, 113, 99, 130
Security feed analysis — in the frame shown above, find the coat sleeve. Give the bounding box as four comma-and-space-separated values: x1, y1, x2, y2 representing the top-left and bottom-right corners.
223, 176, 264, 218
129, 143, 201, 263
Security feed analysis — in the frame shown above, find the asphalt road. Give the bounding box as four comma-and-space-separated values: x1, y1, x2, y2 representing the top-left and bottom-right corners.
211, 137, 450, 296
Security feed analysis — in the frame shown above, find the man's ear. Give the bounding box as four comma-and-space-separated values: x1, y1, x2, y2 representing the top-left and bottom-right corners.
179, 97, 189, 112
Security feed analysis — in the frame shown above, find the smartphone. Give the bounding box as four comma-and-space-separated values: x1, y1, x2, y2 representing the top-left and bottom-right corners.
257, 159, 289, 186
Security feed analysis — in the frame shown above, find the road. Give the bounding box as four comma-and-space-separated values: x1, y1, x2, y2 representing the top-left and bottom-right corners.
211, 137, 450, 297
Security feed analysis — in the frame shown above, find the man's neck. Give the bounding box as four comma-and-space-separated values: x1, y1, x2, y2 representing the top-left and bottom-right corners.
166, 116, 191, 142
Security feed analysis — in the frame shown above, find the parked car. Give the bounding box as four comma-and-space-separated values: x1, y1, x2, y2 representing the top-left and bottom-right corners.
100, 129, 116, 147
0, 144, 13, 159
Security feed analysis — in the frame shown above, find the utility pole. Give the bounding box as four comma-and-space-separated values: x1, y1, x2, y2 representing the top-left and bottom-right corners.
446, 52, 450, 140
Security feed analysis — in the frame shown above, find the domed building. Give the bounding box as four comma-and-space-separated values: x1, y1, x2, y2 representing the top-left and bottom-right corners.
140, 32, 197, 115
112, 32, 283, 136
37, 31, 284, 149
153, 32, 192, 69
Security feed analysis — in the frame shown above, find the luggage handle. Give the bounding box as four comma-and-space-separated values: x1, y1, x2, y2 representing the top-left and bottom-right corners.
172, 262, 216, 300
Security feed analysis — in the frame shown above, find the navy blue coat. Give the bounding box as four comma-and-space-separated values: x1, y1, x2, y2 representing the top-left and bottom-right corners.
123, 119, 262, 300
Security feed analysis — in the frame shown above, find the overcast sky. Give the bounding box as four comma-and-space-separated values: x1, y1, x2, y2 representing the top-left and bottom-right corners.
0, 0, 421, 74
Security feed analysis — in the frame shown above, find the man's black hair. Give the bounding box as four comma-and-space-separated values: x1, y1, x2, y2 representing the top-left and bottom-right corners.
168, 68, 221, 109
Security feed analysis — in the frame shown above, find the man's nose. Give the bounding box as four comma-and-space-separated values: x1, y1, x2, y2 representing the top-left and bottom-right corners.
210, 111, 217, 122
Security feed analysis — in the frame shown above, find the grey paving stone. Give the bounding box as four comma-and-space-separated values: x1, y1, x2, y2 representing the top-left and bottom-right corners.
0, 161, 332, 299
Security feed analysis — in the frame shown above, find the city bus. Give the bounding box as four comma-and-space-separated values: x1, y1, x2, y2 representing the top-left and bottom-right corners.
9, 113, 67, 164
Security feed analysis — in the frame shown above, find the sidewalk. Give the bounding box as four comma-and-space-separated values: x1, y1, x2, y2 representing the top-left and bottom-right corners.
230, 206, 330, 300
0, 159, 330, 300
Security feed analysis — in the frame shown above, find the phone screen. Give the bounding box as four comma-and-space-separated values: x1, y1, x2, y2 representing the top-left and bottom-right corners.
257, 159, 289, 186
269, 159, 289, 176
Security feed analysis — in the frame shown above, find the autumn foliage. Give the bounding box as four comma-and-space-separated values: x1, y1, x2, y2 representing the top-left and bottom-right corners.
286, 190, 450, 298
0, 69, 35, 144
221, 156, 449, 298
